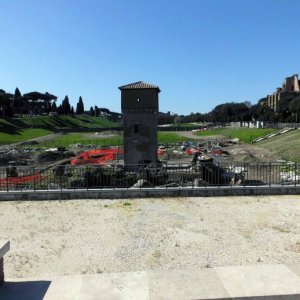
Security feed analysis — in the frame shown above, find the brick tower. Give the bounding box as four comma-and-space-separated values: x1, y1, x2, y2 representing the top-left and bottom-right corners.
119, 81, 160, 166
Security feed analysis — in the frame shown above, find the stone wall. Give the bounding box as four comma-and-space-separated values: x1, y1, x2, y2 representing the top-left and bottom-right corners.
1, 186, 300, 201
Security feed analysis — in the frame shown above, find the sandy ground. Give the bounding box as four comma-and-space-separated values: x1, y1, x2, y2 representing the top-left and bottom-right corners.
1, 196, 300, 278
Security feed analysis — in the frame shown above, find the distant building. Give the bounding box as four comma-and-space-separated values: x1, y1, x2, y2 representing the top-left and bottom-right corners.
119, 81, 160, 166
266, 74, 300, 111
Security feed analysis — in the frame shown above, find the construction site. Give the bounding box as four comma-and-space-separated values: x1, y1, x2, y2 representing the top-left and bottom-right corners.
0, 80, 299, 192
0, 126, 298, 193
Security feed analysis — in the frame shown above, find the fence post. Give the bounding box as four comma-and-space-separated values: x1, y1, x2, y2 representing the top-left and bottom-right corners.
60, 169, 62, 191
269, 162, 271, 187
244, 162, 246, 188
295, 162, 297, 187
33, 166, 36, 191
6, 169, 9, 192
218, 162, 220, 188
281, 162, 283, 187
86, 167, 88, 191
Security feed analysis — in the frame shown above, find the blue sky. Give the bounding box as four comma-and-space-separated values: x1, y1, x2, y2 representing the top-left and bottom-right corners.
1, 0, 300, 115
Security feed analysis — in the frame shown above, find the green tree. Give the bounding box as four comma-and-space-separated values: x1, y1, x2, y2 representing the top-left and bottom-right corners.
61, 95, 71, 115
0, 90, 13, 117
76, 96, 84, 114
289, 96, 300, 122
13, 87, 23, 114
210, 102, 250, 122
94, 105, 100, 117
51, 101, 57, 112
89, 106, 95, 116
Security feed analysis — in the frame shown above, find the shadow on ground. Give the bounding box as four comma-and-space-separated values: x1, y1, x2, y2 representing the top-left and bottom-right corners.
0, 280, 51, 300
215, 296, 300, 300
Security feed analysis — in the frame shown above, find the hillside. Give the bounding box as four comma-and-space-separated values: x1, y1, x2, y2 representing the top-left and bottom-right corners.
259, 129, 300, 162
0, 116, 121, 144
0, 116, 120, 132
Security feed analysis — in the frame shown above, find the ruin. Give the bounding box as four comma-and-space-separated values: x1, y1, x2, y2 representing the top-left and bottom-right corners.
266, 74, 300, 111
119, 81, 160, 166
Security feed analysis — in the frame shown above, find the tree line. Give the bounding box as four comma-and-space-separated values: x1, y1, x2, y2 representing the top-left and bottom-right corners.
175, 94, 300, 124
0, 87, 121, 121
1, 85, 300, 123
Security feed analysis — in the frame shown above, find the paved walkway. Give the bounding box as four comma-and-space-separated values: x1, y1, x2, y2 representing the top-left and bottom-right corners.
1, 264, 300, 299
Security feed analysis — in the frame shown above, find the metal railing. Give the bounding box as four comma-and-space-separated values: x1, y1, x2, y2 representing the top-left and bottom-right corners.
0, 161, 299, 192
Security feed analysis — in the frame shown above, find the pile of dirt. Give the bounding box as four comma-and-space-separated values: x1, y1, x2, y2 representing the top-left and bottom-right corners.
226, 144, 281, 163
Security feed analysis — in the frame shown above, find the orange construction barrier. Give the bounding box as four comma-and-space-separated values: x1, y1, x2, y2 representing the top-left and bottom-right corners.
0, 173, 46, 186
71, 148, 123, 165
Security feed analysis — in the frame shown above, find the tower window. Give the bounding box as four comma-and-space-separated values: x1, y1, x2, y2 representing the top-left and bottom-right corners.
134, 124, 139, 133
137, 98, 140, 102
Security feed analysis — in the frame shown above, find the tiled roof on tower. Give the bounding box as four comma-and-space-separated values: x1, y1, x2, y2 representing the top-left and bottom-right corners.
119, 81, 161, 92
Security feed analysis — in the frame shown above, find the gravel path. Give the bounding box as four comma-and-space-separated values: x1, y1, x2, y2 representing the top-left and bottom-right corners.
1, 196, 300, 278
170, 130, 225, 141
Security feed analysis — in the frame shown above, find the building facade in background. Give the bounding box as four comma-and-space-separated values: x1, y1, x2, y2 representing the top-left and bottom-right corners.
266, 74, 300, 111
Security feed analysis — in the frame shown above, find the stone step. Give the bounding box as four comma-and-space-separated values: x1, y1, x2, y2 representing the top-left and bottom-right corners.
1, 264, 300, 299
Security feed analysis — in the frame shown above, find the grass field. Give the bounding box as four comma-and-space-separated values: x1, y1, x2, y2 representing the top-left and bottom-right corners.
0, 129, 52, 145
40, 132, 192, 147
41, 132, 123, 147
195, 127, 277, 143
158, 132, 196, 143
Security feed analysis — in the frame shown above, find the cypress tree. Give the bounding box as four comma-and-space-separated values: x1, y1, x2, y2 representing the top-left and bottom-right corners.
62, 95, 71, 115
76, 96, 84, 114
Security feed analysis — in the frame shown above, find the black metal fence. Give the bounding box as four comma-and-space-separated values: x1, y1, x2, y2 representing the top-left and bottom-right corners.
0, 161, 299, 192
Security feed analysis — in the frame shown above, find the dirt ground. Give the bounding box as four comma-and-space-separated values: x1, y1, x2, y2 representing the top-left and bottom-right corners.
175, 131, 281, 163
1, 196, 300, 279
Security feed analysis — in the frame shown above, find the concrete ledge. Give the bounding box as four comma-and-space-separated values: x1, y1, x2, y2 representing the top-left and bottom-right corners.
0, 185, 300, 201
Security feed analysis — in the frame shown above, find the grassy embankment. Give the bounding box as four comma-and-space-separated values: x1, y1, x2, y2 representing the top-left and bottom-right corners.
0, 118, 51, 144
195, 127, 277, 144
18, 115, 120, 129
0, 116, 120, 145
0, 116, 193, 146
0, 129, 52, 144
259, 129, 300, 162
